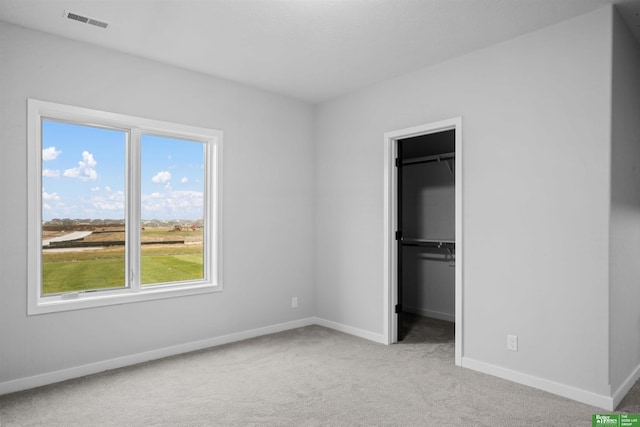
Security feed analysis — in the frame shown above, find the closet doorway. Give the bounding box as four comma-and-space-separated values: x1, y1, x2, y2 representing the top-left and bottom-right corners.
383, 117, 462, 366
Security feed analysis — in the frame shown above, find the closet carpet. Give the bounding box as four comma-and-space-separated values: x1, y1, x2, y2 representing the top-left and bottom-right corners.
1, 316, 638, 426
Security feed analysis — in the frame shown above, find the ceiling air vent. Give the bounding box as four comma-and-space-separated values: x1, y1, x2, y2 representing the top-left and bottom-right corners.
64, 11, 109, 29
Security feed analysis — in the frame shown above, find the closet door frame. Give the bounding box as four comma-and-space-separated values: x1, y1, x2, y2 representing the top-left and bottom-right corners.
382, 117, 463, 366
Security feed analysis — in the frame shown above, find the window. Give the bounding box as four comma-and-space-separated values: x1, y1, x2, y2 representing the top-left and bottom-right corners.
28, 99, 222, 314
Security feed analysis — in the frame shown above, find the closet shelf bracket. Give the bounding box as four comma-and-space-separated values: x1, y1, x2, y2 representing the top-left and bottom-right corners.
444, 158, 454, 177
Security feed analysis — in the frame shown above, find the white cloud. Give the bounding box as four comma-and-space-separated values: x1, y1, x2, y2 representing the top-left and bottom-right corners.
91, 190, 125, 212
43, 169, 61, 178
109, 190, 124, 200
181, 176, 188, 184
42, 146, 61, 161
63, 151, 98, 181
92, 200, 125, 211
172, 190, 203, 199
141, 190, 204, 219
91, 186, 100, 192
151, 171, 171, 184
42, 191, 60, 201
105, 186, 112, 192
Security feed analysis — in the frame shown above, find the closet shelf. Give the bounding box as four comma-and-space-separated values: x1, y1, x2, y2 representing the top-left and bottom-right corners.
402, 152, 454, 166
402, 238, 455, 263
401, 238, 455, 248
402, 152, 455, 176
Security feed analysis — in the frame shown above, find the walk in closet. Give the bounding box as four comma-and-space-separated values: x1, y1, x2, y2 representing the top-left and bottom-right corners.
397, 129, 455, 341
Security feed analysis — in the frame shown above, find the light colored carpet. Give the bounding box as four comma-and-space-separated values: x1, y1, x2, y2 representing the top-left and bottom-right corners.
0, 316, 638, 426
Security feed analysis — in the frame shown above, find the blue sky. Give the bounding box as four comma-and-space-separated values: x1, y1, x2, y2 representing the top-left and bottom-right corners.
42, 120, 204, 221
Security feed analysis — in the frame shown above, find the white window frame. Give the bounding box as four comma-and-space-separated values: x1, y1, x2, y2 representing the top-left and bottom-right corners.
27, 99, 223, 315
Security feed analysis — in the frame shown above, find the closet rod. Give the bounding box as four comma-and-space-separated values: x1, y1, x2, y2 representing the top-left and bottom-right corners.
402, 152, 455, 166
401, 238, 455, 248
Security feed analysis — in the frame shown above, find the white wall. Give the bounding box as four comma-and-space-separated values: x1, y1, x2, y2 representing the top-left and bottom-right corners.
610, 8, 640, 396
315, 6, 613, 399
0, 22, 316, 386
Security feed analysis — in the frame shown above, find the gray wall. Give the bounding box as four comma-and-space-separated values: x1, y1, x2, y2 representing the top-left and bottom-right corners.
315, 7, 613, 396
0, 22, 316, 384
610, 8, 640, 394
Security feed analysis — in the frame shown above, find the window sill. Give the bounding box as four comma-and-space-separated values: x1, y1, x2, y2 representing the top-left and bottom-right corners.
28, 282, 221, 315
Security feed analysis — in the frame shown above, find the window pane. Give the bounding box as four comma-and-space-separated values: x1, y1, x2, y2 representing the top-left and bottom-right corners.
41, 120, 127, 295
140, 134, 205, 285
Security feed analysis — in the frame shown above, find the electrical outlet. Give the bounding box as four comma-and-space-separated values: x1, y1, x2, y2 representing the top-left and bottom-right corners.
291, 297, 298, 308
507, 335, 518, 352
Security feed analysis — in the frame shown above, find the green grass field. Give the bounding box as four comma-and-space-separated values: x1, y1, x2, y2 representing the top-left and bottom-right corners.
42, 244, 204, 295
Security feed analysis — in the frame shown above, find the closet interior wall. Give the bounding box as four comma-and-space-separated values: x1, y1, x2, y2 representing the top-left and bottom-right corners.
401, 130, 456, 322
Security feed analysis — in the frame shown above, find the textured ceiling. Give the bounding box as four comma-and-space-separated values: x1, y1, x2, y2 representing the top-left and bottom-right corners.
1, 0, 639, 103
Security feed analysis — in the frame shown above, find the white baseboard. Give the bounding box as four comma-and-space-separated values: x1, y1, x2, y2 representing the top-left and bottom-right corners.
313, 317, 386, 344
612, 362, 640, 410
462, 357, 614, 410
7, 316, 625, 412
0, 317, 315, 396
404, 306, 455, 323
